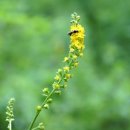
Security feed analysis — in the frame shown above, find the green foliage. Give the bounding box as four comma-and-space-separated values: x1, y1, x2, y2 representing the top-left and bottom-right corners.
0, 0, 130, 130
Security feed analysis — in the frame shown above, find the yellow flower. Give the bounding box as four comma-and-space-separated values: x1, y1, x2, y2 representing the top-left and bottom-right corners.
70, 24, 85, 50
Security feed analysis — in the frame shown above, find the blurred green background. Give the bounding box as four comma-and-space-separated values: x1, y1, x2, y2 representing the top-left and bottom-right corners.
0, 0, 130, 130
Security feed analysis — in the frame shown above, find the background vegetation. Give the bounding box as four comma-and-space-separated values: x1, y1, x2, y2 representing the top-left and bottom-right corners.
0, 0, 130, 130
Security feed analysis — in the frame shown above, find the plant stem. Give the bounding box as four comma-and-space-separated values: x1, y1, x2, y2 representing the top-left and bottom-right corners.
28, 59, 73, 130
8, 120, 12, 130
28, 89, 55, 130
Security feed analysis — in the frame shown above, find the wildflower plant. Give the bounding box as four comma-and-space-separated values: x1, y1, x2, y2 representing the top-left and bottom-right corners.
6, 98, 15, 130
5, 12, 85, 130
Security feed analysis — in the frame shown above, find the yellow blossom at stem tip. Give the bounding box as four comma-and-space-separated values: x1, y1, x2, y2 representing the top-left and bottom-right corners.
70, 24, 85, 50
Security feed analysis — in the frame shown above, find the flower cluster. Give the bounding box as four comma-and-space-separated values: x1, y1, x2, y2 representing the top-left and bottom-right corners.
40, 13, 85, 113
70, 24, 85, 51
41, 12, 85, 115
6, 98, 15, 130
30, 12, 85, 130
52, 12, 85, 92
4, 13, 85, 130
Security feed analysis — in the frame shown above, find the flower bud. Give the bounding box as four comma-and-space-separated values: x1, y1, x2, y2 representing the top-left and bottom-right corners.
61, 84, 67, 88
36, 105, 42, 112
54, 75, 60, 81
63, 66, 70, 72
70, 48, 75, 53
44, 104, 49, 109
77, 16, 80, 20
55, 90, 61, 95
74, 62, 79, 67
57, 69, 62, 75
42, 88, 49, 94
64, 57, 69, 62
47, 98, 53, 103
73, 55, 78, 60
38, 123, 45, 130
53, 83, 60, 90
65, 74, 71, 79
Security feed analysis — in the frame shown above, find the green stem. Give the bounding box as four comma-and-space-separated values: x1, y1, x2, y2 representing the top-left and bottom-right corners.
28, 55, 74, 130
8, 120, 12, 130
28, 89, 55, 130
32, 127, 38, 130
